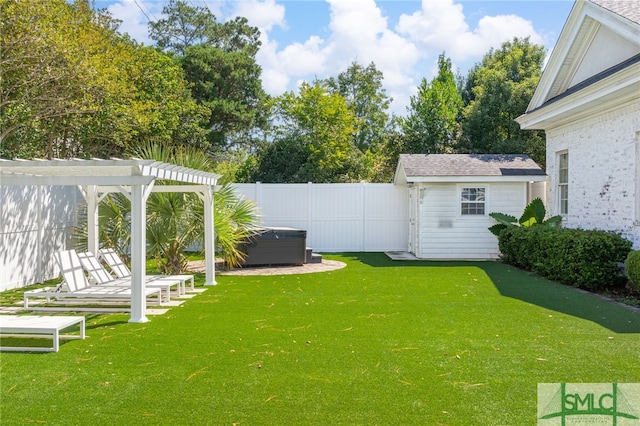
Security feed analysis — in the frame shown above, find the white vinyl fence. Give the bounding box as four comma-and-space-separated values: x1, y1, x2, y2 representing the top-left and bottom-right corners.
1, 183, 408, 290
232, 183, 409, 252
1, 185, 81, 291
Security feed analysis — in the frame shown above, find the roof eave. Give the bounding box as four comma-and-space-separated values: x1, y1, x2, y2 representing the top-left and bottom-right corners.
517, 63, 640, 130
405, 175, 547, 183
527, 0, 640, 112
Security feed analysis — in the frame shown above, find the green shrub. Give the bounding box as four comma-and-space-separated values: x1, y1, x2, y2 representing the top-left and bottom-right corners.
498, 227, 632, 290
625, 250, 640, 291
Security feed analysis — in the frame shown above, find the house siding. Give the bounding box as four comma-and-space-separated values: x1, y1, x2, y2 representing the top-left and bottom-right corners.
417, 182, 527, 259
545, 100, 640, 248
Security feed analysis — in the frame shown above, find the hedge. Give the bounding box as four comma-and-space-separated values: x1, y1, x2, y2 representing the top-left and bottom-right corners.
498, 226, 632, 290
625, 250, 640, 291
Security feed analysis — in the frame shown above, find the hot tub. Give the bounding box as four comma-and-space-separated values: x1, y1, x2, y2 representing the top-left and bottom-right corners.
239, 227, 307, 266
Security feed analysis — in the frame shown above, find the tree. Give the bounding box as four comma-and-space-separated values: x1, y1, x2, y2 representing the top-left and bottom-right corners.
149, 0, 266, 149
401, 53, 462, 154
180, 44, 266, 148
149, 1, 260, 57
1, 0, 110, 157
148, 0, 219, 56
0, 0, 208, 159
324, 62, 392, 151
459, 38, 546, 166
250, 82, 363, 183
132, 143, 260, 271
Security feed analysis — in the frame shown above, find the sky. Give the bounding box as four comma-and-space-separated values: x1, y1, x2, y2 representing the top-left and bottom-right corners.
93, 0, 576, 115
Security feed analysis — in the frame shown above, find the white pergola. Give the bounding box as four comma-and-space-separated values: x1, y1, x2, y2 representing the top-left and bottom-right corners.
0, 158, 220, 323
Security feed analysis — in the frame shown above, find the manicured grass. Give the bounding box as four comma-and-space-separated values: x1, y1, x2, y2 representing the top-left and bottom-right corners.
1, 253, 639, 425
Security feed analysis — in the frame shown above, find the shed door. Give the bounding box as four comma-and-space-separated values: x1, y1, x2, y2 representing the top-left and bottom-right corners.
408, 185, 418, 255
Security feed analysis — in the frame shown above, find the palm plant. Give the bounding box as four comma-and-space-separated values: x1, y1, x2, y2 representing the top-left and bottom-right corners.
135, 143, 261, 273
208, 184, 261, 268
74, 143, 261, 273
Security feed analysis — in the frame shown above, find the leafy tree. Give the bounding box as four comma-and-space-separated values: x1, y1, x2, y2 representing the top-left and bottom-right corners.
324, 62, 392, 151
148, 0, 219, 56
180, 44, 266, 148
149, 0, 265, 149
459, 38, 546, 166
149, 1, 260, 56
401, 53, 462, 154
362, 123, 405, 182
1, 0, 109, 157
250, 82, 363, 183
0, 0, 208, 159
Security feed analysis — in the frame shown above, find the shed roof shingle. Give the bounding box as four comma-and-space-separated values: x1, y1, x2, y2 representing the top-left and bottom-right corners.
398, 154, 545, 177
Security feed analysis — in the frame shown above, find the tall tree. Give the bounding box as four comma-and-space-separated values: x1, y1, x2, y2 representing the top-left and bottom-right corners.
250, 82, 363, 183
0, 0, 207, 159
459, 37, 546, 165
148, 0, 218, 56
149, 0, 260, 57
401, 53, 462, 154
324, 62, 392, 151
149, 0, 266, 149
180, 44, 266, 148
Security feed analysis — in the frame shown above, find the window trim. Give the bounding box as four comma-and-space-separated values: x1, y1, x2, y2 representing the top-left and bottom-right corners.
459, 186, 487, 216
557, 151, 569, 216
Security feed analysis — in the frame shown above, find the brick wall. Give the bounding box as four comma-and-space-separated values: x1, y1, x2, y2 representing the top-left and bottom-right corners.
545, 100, 640, 249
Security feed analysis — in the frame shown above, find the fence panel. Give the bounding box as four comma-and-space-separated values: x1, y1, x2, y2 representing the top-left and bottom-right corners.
0, 185, 79, 291
231, 183, 408, 252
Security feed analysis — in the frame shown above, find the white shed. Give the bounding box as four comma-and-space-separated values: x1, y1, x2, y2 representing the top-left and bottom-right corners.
394, 154, 547, 260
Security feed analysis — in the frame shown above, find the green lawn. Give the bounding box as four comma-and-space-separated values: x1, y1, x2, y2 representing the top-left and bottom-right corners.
1, 253, 638, 425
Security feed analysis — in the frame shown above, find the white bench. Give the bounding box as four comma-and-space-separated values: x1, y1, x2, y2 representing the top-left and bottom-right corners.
0, 315, 86, 352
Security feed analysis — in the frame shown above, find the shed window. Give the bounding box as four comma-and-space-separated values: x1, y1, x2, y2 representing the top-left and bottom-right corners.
558, 152, 568, 215
461, 187, 486, 215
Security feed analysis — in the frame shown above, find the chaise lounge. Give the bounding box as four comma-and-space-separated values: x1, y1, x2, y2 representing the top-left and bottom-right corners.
77, 251, 181, 302
98, 248, 195, 292
24, 250, 163, 309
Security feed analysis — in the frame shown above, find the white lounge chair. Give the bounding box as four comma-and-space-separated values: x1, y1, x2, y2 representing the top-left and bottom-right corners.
77, 251, 180, 302
24, 250, 162, 308
98, 248, 195, 292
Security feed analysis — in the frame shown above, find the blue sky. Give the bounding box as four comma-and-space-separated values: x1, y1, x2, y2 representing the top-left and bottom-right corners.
94, 0, 576, 114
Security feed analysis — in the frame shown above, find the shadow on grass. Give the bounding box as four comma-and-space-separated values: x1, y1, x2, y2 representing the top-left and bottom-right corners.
346, 252, 640, 334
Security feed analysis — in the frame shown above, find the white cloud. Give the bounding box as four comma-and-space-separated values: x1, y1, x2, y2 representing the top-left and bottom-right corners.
323, 0, 420, 92
396, 0, 544, 62
230, 0, 286, 33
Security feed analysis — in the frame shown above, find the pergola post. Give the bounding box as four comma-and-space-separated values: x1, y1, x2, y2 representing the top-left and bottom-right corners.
129, 184, 148, 323
85, 185, 99, 255
203, 186, 216, 286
